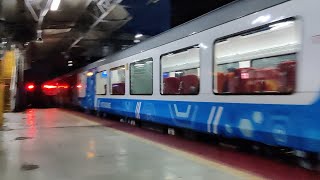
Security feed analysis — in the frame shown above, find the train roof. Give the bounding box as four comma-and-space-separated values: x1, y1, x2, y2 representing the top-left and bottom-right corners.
52, 0, 289, 81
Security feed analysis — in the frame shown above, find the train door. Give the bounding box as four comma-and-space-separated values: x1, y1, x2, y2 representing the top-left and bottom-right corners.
85, 71, 96, 110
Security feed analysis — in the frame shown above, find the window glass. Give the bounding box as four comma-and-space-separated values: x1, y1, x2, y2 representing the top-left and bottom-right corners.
251, 54, 296, 68
217, 62, 239, 73
110, 66, 125, 95
130, 58, 153, 95
96, 71, 107, 95
161, 47, 200, 95
214, 18, 299, 94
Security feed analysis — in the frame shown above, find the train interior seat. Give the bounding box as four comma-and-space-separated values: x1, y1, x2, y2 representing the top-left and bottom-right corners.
255, 68, 281, 92
217, 60, 296, 94
278, 60, 296, 93
180, 75, 200, 94
216, 72, 225, 93
163, 77, 181, 94
112, 83, 125, 95
233, 68, 256, 93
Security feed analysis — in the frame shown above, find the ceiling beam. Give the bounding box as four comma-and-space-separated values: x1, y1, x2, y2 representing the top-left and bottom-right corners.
24, 0, 39, 22
68, 0, 122, 50
38, 0, 54, 30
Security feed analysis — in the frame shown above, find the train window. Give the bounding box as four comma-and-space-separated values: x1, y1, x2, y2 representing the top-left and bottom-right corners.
214, 18, 299, 94
110, 66, 126, 95
130, 58, 153, 95
161, 46, 200, 95
96, 71, 108, 95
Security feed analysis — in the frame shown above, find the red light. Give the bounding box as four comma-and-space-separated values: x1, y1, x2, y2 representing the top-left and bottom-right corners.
43, 84, 57, 89
58, 85, 69, 89
26, 83, 35, 91
42, 83, 58, 96
28, 85, 34, 89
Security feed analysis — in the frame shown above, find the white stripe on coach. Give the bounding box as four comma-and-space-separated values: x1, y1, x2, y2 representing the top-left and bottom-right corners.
212, 107, 223, 134
207, 106, 216, 133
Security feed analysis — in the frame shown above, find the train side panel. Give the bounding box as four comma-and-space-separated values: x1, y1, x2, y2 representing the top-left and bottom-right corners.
74, 0, 320, 153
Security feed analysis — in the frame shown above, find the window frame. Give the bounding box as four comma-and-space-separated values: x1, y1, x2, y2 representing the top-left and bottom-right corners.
95, 70, 108, 95
213, 17, 299, 95
110, 65, 126, 95
130, 58, 154, 95
160, 45, 201, 95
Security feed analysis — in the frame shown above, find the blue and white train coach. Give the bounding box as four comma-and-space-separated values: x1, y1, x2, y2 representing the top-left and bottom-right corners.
54, 0, 320, 157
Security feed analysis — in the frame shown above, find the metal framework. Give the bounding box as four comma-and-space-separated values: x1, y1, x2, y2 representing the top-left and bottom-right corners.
68, 0, 123, 50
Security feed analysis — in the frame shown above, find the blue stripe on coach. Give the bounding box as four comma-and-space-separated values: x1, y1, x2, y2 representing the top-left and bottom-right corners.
93, 97, 320, 153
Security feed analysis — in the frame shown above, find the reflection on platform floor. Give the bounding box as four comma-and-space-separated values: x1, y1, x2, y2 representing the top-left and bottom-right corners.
0, 109, 254, 180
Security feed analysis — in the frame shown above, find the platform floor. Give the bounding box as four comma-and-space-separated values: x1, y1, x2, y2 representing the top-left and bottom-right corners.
0, 108, 260, 180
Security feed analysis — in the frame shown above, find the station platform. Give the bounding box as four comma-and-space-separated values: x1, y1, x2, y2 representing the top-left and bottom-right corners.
0, 109, 319, 180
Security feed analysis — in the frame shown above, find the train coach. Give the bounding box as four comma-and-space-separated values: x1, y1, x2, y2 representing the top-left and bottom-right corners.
48, 0, 320, 164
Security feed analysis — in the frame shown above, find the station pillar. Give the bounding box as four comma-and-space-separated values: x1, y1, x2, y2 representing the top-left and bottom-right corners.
0, 49, 17, 127
0, 55, 4, 127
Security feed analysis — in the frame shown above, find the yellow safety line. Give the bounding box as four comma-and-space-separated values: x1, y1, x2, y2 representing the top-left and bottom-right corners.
66, 111, 266, 180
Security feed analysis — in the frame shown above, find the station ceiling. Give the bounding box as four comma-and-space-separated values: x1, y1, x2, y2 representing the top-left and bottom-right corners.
0, 0, 234, 80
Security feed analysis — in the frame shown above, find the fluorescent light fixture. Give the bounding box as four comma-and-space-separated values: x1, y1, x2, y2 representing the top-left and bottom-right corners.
134, 64, 144, 67
135, 33, 143, 38
251, 15, 271, 25
68, 61, 73, 63
134, 39, 141, 43
68, 64, 73, 67
50, 0, 61, 11
270, 21, 294, 31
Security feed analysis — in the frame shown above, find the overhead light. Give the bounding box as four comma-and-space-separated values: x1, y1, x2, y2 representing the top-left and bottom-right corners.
68, 61, 73, 63
50, 0, 61, 11
134, 64, 144, 67
68, 64, 73, 67
135, 33, 143, 39
134, 39, 141, 43
269, 21, 294, 31
251, 15, 271, 25
87, 72, 94, 76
